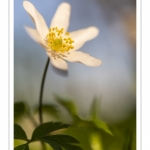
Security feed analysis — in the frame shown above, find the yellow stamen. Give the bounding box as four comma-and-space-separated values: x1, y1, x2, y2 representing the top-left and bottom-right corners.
45, 27, 74, 54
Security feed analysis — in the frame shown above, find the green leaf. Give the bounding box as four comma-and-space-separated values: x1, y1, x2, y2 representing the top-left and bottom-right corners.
57, 143, 83, 150
14, 124, 28, 141
89, 97, 98, 120
42, 135, 79, 144
43, 141, 63, 150
55, 96, 79, 119
14, 144, 29, 150
94, 120, 113, 136
34, 104, 60, 118
14, 102, 27, 120
31, 122, 70, 140
41, 135, 83, 150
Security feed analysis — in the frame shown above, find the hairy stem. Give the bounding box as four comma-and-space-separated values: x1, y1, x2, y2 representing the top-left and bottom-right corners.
39, 58, 50, 124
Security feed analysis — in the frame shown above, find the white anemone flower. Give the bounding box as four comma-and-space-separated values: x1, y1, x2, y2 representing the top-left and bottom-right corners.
23, 1, 102, 70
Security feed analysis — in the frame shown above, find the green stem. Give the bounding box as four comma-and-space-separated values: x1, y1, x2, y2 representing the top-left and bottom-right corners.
39, 58, 50, 124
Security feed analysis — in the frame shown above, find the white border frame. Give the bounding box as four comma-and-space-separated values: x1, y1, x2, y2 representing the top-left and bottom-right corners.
0, 0, 10, 149
142, 0, 150, 150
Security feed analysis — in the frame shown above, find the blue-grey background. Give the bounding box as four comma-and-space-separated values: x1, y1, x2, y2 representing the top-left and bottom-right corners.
14, 0, 136, 123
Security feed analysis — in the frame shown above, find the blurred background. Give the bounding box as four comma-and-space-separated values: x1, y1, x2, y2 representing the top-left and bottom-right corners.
14, 0, 136, 124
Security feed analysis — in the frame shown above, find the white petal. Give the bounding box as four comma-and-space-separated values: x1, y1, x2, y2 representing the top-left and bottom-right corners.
23, 1, 48, 41
24, 26, 46, 48
47, 52, 68, 70
70, 26, 99, 51
50, 3, 71, 32
64, 51, 102, 67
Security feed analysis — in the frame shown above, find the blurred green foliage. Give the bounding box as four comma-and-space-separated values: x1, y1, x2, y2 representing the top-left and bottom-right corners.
14, 102, 28, 121
14, 96, 136, 150
14, 122, 83, 150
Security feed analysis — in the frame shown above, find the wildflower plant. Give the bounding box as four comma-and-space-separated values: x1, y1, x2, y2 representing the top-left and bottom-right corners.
14, 1, 104, 150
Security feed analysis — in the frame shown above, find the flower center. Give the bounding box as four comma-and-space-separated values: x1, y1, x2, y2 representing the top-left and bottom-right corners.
52, 38, 63, 50
45, 27, 74, 54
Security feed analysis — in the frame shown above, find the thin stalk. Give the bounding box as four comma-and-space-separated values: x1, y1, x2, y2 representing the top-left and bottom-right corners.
39, 58, 50, 124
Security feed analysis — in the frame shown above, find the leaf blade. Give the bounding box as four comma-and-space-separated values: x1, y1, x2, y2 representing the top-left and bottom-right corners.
94, 120, 113, 136
14, 144, 29, 150
14, 102, 27, 121
14, 124, 28, 141
55, 96, 77, 117
41, 140, 63, 150
42, 135, 79, 144
34, 104, 60, 118
31, 122, 70, 140
89, 97, 98, 120
41, 135, 83, 150
58, 143, 83, 150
